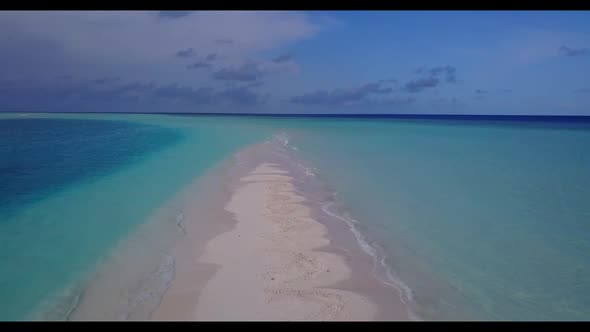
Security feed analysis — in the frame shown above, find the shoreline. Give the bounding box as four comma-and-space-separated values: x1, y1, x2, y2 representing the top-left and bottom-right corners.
57, 147, 243, 321
11, 114, 590, 321
151, 138, 411, 321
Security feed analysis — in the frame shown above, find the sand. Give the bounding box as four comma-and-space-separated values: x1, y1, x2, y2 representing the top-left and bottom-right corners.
151, 137, 413, 321
153, 162, 380, 320
197, 162, 381, 320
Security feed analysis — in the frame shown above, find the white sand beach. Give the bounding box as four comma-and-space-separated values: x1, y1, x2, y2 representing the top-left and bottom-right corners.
152, 142, 411, 321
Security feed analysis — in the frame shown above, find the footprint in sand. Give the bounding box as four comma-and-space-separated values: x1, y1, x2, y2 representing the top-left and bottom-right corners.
280, 216, 315, 233
267, 215, 284, 224
266, 202, 299, 216
266, 215, 315, 235
269, 194, 293, 203
268, 182, 293, 193
257, 233, 295, 249
262, 250, 320, 285
264, 288, 346, 320
267, 215, 302, 233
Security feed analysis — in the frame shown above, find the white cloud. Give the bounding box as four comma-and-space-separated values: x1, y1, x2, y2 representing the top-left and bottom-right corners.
0, 11, 321, 82
447, 27, 590, 69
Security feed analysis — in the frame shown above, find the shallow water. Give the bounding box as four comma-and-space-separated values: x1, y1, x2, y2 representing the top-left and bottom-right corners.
280, 118, 590, 320
1, 113, 589, 321
0, 113, 271, 320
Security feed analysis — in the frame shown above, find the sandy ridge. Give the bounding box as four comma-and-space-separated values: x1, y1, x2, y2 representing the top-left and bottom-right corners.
191, 162, 378, 320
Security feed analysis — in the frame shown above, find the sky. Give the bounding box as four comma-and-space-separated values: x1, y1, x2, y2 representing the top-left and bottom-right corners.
0, 10, 589, 115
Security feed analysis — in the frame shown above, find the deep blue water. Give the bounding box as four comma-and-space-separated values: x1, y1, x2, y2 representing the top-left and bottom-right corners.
0, 118, 182, 215
0, 118, 186, 320
0, 113, 272, 321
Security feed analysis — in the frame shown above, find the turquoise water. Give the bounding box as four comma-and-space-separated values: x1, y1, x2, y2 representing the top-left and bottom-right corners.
279, 118, 590, 321
0, 113, 271, 320
1, 113, 589, 321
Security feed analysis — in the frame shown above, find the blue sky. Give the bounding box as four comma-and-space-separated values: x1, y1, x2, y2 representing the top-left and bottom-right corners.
0, 11, 589, 115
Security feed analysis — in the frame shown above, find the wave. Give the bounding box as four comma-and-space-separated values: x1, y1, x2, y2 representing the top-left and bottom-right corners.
273, 133, 315, 177
274, 133, 299, 152
320, 201, 420, 321
64, 289, 83, 321
31, 282, 85, 321
36, 208, 185, 321
272, 132, 420, 321
121, 254, 176, 320
176, 212, 186, 235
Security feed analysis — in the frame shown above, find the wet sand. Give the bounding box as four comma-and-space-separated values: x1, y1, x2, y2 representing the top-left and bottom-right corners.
152, 141, 411, 321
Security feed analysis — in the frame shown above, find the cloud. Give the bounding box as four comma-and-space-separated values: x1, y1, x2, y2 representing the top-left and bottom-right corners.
0, 77, 269, 112
404, 77, 439, 93
175, 48, 196, 58
432, 97, 458, 105
247, 81, 265, 88
211, 57, 298, 82
426, 65, 457, 83
403, 65, 457, 93
36, 80, 157, 105
289, 91, 330, 105
110, 81, 268, 107
152, 84, 215, 104
559, 45, 588, 56
186, 61, 212, 70
474, 89, 487, 100
289, 81, 393, 106
151, 83, 267, 107
218, 86, 269, 107
102, 82, 156, 96
213, 62, 265, 82
416, 65, 457, 83
475, 28, 587, 66
205, 53, 220, 62
0, 11, 322, 82
185, 53, 220, 69
272, 54, 292, 63
0, 10, 324, 110
157, 11, 192, 19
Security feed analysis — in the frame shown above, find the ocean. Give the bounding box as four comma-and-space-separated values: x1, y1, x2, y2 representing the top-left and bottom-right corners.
0, 112, 589, 320
278, 116, 590, 320
0, 113, 271, 320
